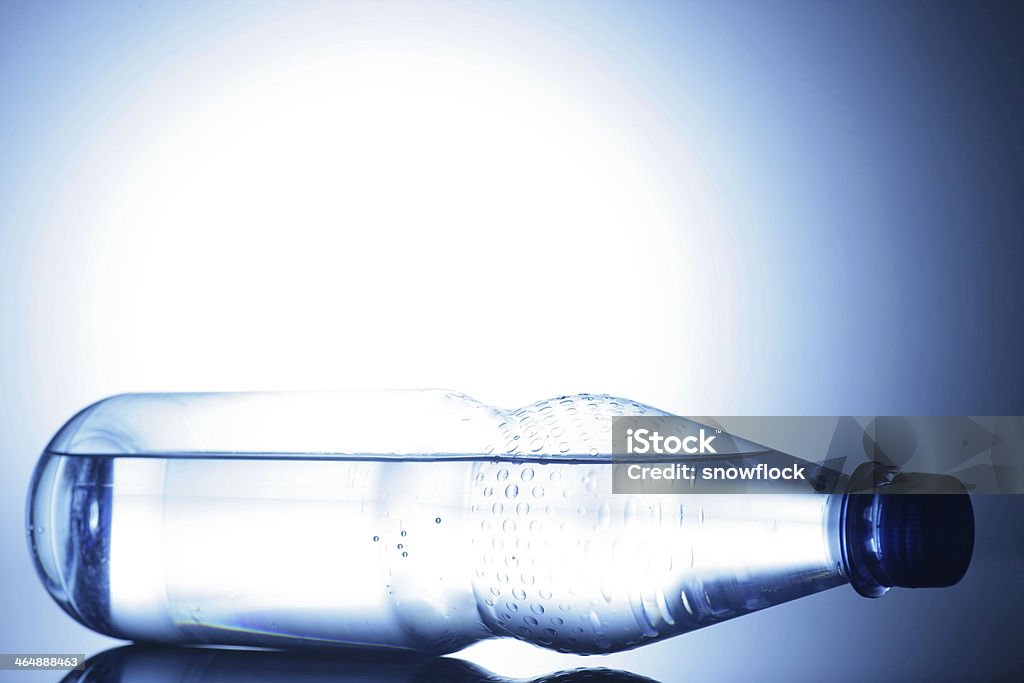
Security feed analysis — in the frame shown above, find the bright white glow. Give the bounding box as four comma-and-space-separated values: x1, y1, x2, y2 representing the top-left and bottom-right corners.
22, 7, 740, 415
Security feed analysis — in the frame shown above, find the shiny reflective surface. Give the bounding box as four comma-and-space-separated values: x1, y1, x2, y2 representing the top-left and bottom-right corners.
59, 646, 662, 683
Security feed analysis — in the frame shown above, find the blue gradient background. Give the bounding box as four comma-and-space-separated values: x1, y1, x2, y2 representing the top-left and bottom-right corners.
2, 2, 1022, 681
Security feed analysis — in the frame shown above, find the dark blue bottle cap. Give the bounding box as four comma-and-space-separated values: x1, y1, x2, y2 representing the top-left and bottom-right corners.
874, 493, 975, 588
842, 480, 974, 596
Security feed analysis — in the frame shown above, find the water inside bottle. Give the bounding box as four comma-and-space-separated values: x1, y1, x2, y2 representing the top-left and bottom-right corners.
34, 448, 845, 654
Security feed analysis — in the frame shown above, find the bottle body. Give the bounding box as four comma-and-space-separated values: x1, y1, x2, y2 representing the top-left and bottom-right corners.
27, 391, 965, 654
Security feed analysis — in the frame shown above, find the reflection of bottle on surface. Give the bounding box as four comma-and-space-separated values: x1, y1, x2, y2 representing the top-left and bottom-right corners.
60, 645, 662, 683
29, 391, 974, 655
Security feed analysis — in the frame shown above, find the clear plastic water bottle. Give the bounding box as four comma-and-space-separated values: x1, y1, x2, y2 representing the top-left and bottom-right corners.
28, 391, 973, 655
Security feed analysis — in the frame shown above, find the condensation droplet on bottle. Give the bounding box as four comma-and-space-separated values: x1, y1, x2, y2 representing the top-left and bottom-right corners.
624, 499, 638, 525
598, 502, 611, 530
